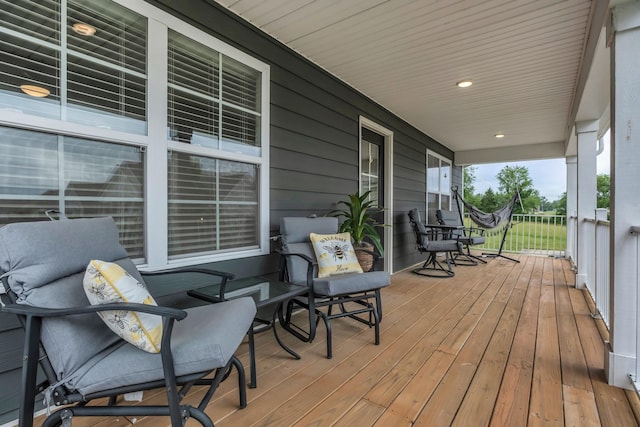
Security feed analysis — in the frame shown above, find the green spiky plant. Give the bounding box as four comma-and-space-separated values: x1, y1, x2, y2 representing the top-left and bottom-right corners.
330, 190, 385, 256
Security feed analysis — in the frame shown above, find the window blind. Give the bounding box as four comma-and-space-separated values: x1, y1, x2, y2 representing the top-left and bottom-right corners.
168, 152, 258, 258
0, 0, 147, 133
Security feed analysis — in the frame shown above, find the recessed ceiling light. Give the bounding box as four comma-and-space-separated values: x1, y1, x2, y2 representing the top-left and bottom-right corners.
20, 84, 50, 98
456, 80, 473, 88
495, 133, 505, 138
73, 22, 96, 36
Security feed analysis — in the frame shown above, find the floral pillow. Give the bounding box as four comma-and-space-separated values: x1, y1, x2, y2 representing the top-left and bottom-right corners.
83, 260, 163, 353
309, 232, 363, 278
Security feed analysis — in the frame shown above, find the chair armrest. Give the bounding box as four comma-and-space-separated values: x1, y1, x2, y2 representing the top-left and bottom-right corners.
276, 249, 317, 284
276, 249, 316, 265
1, 302, 188, 321
420, 228, 456, 240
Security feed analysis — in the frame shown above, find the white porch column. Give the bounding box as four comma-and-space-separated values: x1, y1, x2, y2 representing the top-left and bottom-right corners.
565, 156, 577, 263
575, 120, 598, 290
606, 1, 640, 390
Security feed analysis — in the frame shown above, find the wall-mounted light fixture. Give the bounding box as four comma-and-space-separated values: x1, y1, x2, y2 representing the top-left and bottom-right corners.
20, 84, 50, 98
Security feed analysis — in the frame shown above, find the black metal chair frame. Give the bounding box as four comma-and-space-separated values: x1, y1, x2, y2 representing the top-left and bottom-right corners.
1, 267, 246, 427
276, 249, 382, 360
436, 209, 488, 265
408, 210, 463, 278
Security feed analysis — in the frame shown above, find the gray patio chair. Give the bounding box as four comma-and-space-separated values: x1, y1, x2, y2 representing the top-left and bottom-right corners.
408, 208, 463, 277
436, 209, 487, 265
277, 216, 390, 359
0, 217, 256, 427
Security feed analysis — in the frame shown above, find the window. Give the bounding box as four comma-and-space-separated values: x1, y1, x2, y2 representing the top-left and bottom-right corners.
0, 0, 270, 267
426, 150, 452, 224
1, 0, 147, 133
0, 127, 145, 258
360, 127, 382, 207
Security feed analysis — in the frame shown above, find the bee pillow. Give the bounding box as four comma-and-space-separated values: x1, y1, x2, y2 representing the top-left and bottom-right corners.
83, 260, 163, 353
309, 232, 363, 278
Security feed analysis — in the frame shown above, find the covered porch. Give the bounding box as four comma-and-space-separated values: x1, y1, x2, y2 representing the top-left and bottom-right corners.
44, 254, 639, 426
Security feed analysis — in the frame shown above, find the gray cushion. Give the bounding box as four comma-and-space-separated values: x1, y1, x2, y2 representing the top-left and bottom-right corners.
312, 271, 390, 296
280, 217, 338, 245
0, 218, 136, 379
280, 217, 340, 284
279, 217, 390, 296
0, 217, 127, 298
71, 298, 256, 396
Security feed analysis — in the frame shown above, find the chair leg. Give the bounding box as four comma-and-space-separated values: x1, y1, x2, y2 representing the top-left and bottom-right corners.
230, 356, 247, 408
412, 252, 455, 277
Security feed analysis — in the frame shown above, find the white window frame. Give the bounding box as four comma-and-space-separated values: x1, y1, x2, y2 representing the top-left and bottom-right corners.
359, 116, 393, 273
0, 0, 270, 270
426, 150, 452, 223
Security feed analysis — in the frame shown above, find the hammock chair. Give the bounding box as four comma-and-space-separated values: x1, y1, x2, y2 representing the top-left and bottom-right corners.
452, 186, 521, 263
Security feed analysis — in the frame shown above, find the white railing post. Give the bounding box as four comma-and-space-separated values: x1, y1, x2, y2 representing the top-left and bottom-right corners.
593, 209, 610, 327
631, 226, 640, 391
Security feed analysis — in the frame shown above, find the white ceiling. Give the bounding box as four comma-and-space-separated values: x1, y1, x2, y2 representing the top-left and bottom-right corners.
214, 0, 611, 164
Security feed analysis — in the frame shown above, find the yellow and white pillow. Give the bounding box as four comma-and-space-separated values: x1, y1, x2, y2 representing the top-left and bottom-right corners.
310, 232, 363, 278
83, 260, 162, 353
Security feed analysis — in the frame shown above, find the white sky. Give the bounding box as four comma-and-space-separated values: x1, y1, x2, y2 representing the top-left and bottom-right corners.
472, 131, 610, 202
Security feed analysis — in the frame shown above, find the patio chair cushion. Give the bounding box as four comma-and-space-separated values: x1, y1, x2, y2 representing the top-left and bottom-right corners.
312, 270, 390, 297
84, 260, 163, 353
69, 298, 256, 396
309, 232, 363, 278
0, 217, 145, 379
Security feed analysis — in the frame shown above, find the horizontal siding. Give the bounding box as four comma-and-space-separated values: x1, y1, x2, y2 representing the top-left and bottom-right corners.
0, 1, 457, 424
151, 0, 455, 273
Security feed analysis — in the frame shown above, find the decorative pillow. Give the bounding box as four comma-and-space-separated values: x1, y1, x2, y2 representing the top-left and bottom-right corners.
309, 232, 363, 278
83, 260, 162, 353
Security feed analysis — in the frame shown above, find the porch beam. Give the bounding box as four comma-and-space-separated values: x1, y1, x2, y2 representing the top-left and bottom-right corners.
454, 141, 565, 166
606, 0, 640, 390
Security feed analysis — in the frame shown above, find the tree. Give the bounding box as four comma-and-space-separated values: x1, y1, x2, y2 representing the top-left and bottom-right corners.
463, 165, 476, 198
479, 188, 499, 213
554, 192, 567, 216
597, 173, 610, 209
462, 165, 481, 206
496, 165, 540, 213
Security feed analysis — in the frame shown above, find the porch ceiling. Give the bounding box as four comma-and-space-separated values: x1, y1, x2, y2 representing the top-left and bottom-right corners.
214, 0, 611, 164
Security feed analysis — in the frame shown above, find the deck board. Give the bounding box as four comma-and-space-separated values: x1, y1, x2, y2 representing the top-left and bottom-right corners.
32, 254, 639, 427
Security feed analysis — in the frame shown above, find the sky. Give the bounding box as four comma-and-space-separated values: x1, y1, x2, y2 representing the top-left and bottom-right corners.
472, 132, 611, 202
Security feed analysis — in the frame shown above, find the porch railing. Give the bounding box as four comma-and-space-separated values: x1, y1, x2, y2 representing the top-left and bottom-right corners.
587, 212, 610, 328
464, 214, 566, 257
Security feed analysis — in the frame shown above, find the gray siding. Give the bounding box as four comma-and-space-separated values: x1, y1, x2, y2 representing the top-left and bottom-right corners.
0, 0, 459, 424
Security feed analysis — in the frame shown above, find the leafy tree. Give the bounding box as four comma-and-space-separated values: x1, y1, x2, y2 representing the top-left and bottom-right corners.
597, 174, 610, 209
479, 188, 499, 213
463, 165, 476, 198
496, 165, 540, 213
462, 165, 481, 206
554, 192, 567, 216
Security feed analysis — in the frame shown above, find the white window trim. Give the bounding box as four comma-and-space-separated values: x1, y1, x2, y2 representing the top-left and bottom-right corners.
426, 149, 453, 215
359, 116, 393, 273
1, 0, 270, 271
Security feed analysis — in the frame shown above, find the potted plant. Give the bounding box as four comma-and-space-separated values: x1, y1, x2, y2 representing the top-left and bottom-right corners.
330, 190, 385, 271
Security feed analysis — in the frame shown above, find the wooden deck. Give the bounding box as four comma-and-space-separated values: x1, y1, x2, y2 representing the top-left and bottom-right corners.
40, 254, 640, 427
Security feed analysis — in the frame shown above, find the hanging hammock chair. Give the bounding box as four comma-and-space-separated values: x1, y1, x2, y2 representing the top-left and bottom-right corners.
452, 186, 521, 263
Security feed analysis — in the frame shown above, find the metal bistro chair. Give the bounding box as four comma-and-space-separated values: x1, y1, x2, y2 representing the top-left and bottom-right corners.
277, 216, 390, 359
408, 208, 463, 277
436, 209, 487, 265
0, 217, 256, 427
